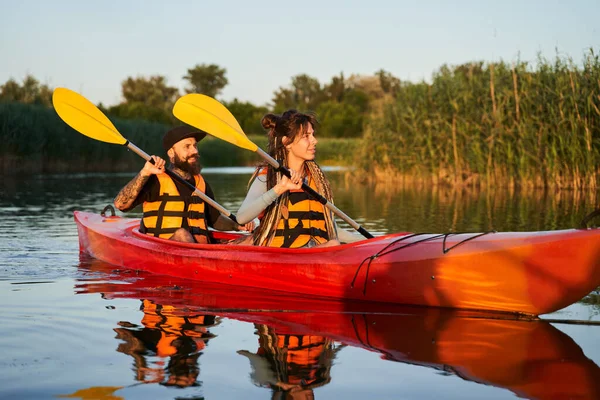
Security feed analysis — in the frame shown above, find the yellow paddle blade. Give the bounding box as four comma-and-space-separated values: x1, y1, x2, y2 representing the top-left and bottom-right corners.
52, 88, 126, 145
180, 93, 244, 134
173, 94, 258, 152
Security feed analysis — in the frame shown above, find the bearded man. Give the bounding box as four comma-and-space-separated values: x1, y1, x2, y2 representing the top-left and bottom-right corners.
114, 126, 248, 243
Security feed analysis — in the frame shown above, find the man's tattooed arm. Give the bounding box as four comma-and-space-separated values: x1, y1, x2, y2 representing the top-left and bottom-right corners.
113, 172, 150, 211
114, 156, 166, 212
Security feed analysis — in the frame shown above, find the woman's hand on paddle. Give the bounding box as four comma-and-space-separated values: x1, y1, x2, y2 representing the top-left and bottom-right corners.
237, 220, 256, 232
274, 169, 303, 195
141, 156, 165, 177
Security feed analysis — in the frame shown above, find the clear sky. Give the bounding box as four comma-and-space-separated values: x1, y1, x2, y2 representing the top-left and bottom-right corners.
0, 0, 597, 107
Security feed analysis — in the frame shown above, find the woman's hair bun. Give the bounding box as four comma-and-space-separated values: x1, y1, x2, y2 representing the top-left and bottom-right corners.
261, 113, 279, 130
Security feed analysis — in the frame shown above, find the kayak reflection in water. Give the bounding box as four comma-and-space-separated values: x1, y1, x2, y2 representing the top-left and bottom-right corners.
238, 323, 345, 399
113, 299, 219, 388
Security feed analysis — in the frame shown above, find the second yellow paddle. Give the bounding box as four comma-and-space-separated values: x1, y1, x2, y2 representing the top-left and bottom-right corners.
172, 93, 373, 239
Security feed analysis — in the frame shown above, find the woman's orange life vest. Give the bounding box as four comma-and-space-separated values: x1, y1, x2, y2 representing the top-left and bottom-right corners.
140, 300, 214, 357
261, 333, 331, 387
140, 173, 210, 243
258, 169, 329, 248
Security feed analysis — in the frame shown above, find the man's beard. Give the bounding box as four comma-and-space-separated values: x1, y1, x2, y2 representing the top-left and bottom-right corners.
173, 153, 201, 176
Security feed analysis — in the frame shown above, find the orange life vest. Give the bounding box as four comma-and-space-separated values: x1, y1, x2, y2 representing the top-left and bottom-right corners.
263, 333, 331, 387
140, 173, 210, 243
258, 169, 329, 248
140, 300, 215, 357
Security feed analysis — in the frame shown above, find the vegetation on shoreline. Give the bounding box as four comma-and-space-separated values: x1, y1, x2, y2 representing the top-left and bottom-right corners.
0, 102, 358, 174
2, 50, 598, 190
361, 51, 600, 189
0, 102, 167, 174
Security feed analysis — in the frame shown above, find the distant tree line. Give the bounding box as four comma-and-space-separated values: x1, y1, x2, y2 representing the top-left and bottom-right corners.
2, 50, 599, 188
0, 75, 53, 106
0, 63, 396, 138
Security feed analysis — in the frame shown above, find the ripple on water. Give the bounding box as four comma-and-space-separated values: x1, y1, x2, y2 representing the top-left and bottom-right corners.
0, 279, 144, 397
1, 171, 600, 399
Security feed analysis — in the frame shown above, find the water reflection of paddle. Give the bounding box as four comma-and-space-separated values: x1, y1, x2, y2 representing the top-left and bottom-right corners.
75, 258, 600, 400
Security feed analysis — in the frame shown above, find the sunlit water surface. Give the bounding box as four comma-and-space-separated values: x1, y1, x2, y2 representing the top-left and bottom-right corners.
1, 169, 599, 400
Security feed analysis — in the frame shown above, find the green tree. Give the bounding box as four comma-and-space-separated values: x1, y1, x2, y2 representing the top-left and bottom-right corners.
316, 101, 363, 138
183, 64, 228, 98
272, 87, 295, 112
314, 74, 370, 138
38, 84, 53, 107
375, 69, 401, 94
323, 73, 346, 102
342, 89, 369, 113
224, 99, 269, 135
108, 75, 178, 124
0, 78, 22, 102
272, 74, 324, 112
21, 75, 42, 104
120, 75, 179, 109
0, 75, 52, 106
272, 73, 372, 137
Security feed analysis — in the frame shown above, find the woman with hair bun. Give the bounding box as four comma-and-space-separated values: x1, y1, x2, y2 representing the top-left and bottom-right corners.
235, 110, 362, 248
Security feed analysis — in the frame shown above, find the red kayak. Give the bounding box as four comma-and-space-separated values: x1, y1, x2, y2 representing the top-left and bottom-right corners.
76, 263, 600, 400
74, 210, 600, 316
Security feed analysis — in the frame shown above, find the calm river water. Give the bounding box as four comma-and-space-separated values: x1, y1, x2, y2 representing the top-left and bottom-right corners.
1, 168, 599, 400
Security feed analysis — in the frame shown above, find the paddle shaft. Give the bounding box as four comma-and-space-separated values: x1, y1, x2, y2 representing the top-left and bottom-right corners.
125, 141, 238, 223
256, 148, 373, 239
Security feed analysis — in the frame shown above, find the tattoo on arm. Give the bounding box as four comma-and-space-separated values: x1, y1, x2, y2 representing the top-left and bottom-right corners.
113, 173, 150, 211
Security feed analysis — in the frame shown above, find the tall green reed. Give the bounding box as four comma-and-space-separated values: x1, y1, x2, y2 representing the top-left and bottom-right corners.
361, 50, 600, 189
